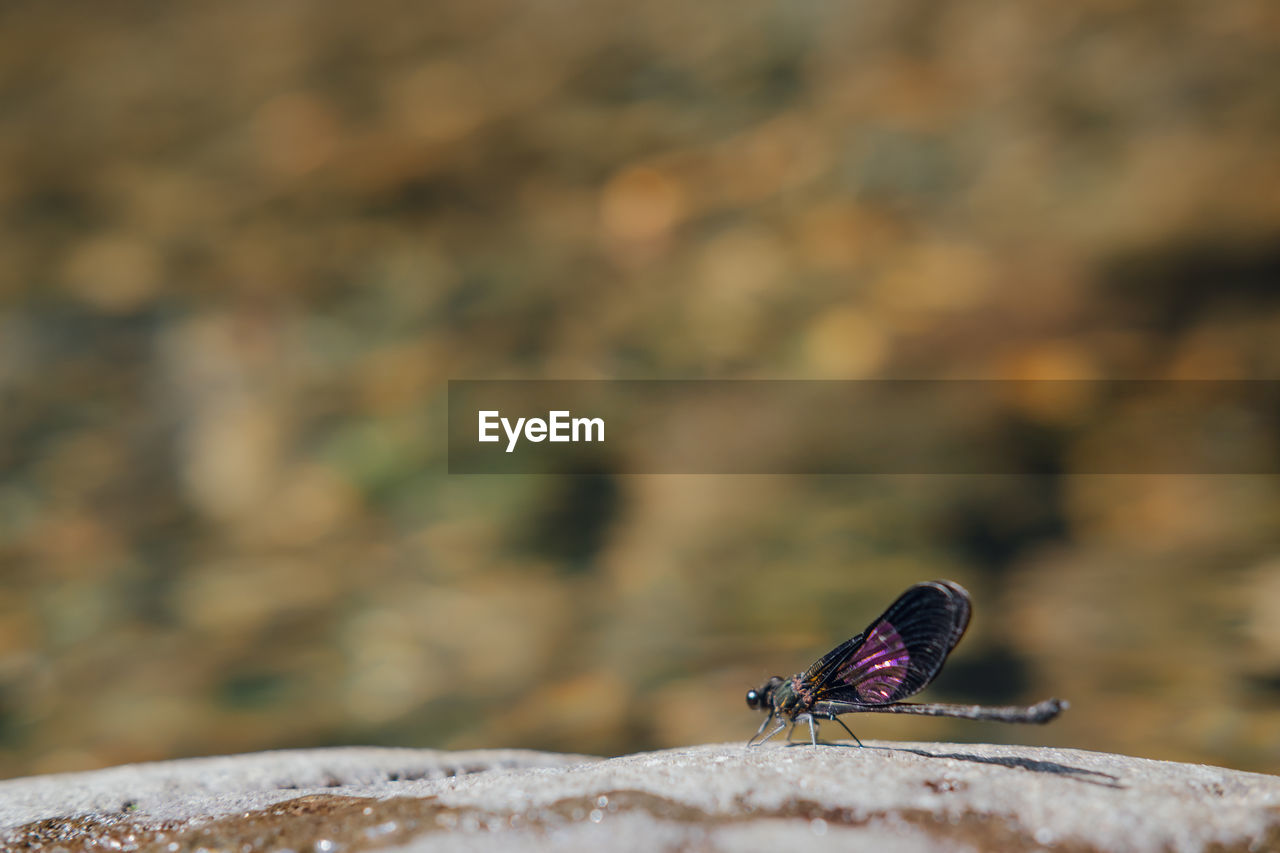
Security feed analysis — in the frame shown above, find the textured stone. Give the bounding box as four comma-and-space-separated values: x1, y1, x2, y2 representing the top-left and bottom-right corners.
1, 743, 1277, 852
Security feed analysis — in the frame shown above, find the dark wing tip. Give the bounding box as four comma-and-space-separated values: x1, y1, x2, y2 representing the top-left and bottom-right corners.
920, 579, 972, 642
931, 579, 970, 598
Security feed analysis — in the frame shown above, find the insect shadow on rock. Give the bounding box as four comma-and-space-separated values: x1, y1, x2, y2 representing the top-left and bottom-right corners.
745, 580, 1066, 746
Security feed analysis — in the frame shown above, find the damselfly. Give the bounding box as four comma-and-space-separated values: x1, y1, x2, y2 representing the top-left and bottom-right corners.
746, 580, 1065, 746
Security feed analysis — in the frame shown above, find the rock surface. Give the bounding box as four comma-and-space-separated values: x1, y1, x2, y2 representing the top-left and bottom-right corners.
1, 742, 1277, 852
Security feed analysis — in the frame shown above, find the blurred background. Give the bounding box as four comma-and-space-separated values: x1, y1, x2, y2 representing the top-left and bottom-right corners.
1, 0, 1278, 779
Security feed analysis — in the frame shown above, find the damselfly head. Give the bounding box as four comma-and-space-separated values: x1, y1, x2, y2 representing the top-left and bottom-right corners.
746, 676, 783, 710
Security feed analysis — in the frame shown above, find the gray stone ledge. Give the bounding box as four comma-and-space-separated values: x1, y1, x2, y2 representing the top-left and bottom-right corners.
2, 743, 1277, 852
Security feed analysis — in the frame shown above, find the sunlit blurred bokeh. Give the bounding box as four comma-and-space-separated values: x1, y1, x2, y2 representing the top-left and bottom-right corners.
1, 0, 1278, 778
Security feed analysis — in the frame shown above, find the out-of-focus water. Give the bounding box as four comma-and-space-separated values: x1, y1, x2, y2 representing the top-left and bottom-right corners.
1, 0, 1278, 778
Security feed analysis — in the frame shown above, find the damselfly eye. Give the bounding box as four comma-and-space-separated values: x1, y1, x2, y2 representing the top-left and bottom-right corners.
746, 689, 761, 709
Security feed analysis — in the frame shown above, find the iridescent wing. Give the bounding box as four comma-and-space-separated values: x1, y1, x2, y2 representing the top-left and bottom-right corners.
802, 580, 971, 706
